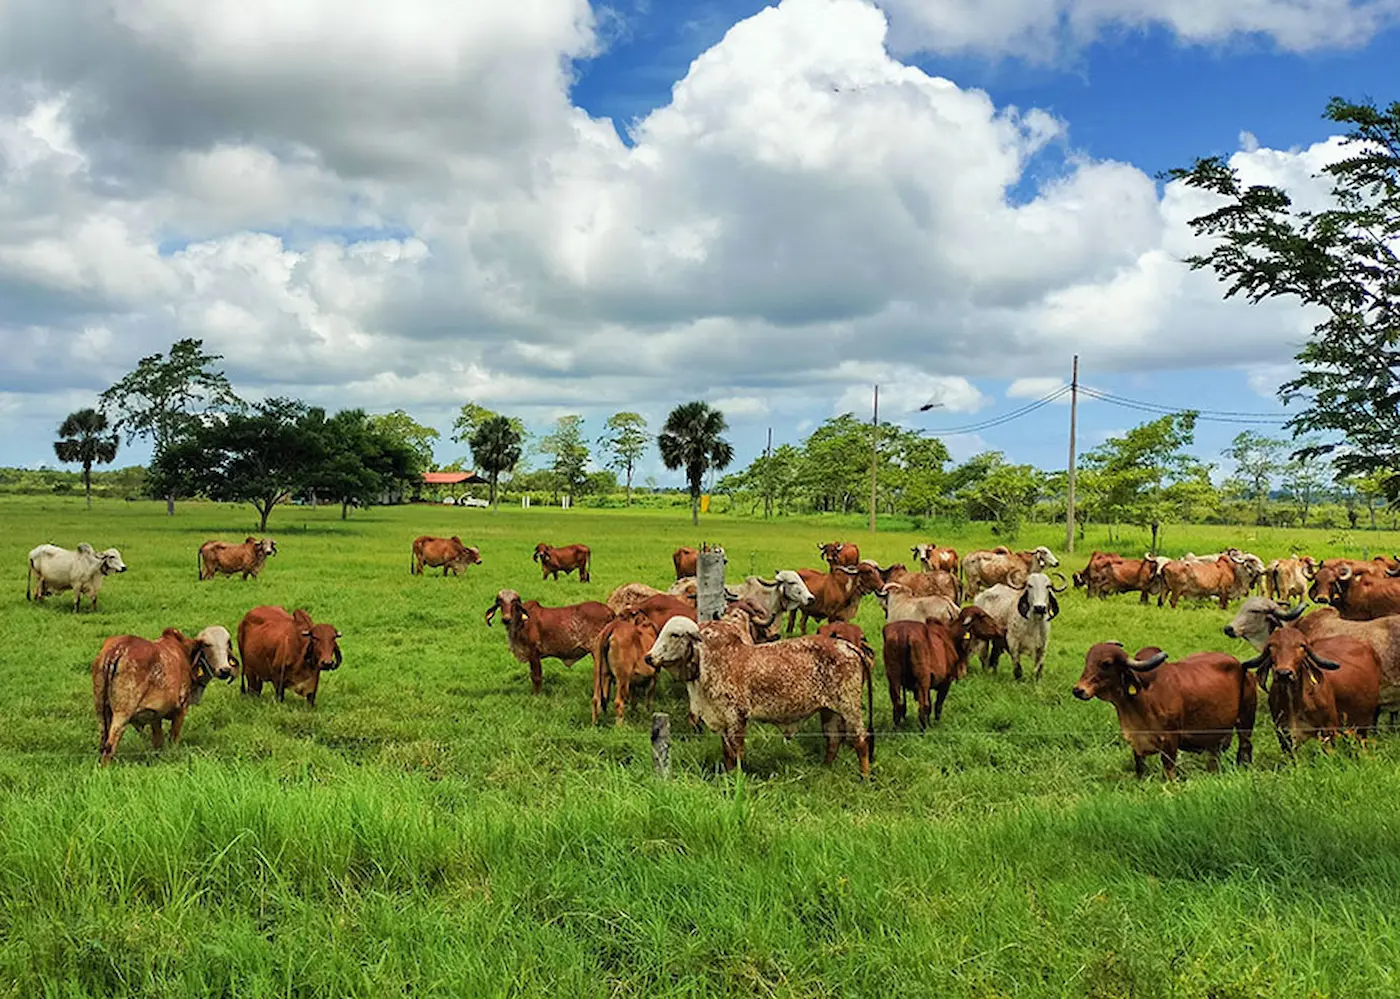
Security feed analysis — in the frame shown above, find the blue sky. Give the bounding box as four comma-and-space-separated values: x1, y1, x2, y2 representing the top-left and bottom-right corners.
2, 0, 1395, 485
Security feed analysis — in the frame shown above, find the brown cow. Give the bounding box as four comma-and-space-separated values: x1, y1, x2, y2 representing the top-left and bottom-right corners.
673, 547, 699, 580
534, 543, 592, 582
1243, 626, 1381, 755
1321, 565, 1400, 620
628, 593, 699, 635
485, 590, 613, 694
817, 621, 872, 661
1226, 597, 1400, 722
592, 614, 660, 725
1265, 556, 1316, 603
1158, 553, 1254, 609
882, 606, 1003, 730
644, 616, 875, 775
198, 537, 276, 581
1075, 552, 1160, 603
788, 562, 884, 635
93, 625, 237, 765
411, 535, 481, 576
881, 563, 961, 601
818, 542, 861, 568
911, 543, 959, 574
238, 606, 343, 707
1073, 643, 1256, 779
1308, 557, 1397, 604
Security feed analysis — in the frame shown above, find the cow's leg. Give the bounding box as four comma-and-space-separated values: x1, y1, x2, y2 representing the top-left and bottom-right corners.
820, 709, 841, 764
306, 690, 317, 709
150, 719, 165, 750
1033, 649, 1046, 682
1205, 748, 1220, 773
1276, 728, 1294, 758
170, 708, 191, 745
720, 724, 746, 771
529, 656, 544, 695
1161, 744, 1179, 780
100, 715, 131, 766
933, 681, 951, 723
916, 679, 932, 731
1011, 648, 1023, 681
888, 675, 905, 727
1169, 591, 1181, 609
785, 609, 798, 636
1133, 752, 1146, 778
1218, 592, 1229, 610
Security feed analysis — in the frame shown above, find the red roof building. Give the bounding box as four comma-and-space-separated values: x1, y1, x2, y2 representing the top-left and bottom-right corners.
422, 471, 487, 486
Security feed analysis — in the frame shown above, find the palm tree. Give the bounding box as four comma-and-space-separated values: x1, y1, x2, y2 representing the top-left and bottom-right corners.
54, 409, 119, 510
470, 415, 523, 508
658, 401, 734, 526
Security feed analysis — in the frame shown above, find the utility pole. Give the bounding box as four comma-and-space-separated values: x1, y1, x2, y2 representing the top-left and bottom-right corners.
1065, 355, 1079, 554
869, 384, 879, 534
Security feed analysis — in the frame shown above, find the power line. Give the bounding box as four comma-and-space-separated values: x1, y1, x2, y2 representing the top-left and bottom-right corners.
922, 385, 1071, 436
1078, 385, 1291, 426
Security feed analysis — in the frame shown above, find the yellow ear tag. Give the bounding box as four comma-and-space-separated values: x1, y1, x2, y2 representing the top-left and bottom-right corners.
1311, 673, 1319, 685
1127, 684, 1138, 695
963, 631, 971, 640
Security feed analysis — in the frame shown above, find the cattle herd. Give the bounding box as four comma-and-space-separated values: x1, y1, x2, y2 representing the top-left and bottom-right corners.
22, 532, 1400, 777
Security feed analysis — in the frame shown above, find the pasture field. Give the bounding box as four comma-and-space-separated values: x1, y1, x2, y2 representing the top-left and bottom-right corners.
4, 496, 1400, 998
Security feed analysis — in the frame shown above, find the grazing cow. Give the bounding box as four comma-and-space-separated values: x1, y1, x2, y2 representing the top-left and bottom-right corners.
1225, 597, 1400, 722
411, 535, 481, 576
485, 590, 613, 694
27, 543, 128, 612
1318, 565, 1400, 620
1266, 556, 1316, 603
883, 607, 1004, 729
1072, 643, 1256, 779
238, 606, 343, 707
727, 571, 816, 622
592, 615, 660, 725
1243, 626, 1381, 754
962, 546, 1059, 598
534, 543, 592, 582
199, 537, 277, 581
788, 562, 884, 635
606, 582, 665, 615
644, 617, 874, 775
92, 625, 237, 765
973, 572, 1064, 680
1075, 552, 1159, 603
877, 582, 958, 624
1158, 552, 1257, 609
911, 543, 959, 575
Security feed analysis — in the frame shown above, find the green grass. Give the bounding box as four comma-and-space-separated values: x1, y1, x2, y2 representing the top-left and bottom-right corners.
4, 496, 1400, 997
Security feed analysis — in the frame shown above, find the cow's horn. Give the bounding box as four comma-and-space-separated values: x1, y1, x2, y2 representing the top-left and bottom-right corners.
1305, 648, 1343, 671
1279, 603, 1306, 621
1049, 571, 1068, 593
1126, 650, 1168, 671
1338, 565, 1353, 580
1242, 649, 1271, 670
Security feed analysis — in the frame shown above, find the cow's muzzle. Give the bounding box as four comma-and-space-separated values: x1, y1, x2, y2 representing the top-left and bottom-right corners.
643, 654, 656, 668
1072, 685, 1091, 701
1223, 625, 1237, 638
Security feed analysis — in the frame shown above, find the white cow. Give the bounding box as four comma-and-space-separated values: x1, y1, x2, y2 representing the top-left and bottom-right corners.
877, 581, 958, 623
27, 543, 128, 612
726, 570, 816, 619
972, 572, 1062, 680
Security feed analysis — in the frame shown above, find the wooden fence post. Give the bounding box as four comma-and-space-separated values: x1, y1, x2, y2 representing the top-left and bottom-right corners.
651, 713, 671, 778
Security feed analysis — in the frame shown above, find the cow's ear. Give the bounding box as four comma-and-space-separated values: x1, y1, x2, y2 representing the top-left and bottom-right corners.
1048, 593, 1060, 619
1017, 591, 1031, 619
301, 630, 312, 638
334, 630, 343, 639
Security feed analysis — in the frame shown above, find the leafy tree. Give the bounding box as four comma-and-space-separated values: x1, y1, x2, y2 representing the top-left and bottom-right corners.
1282, 442, 1329, 527
100, 338, 244, 515
1082, 413, 1208, 552
951, 452, 1042, 538
598, 412, 649, 506
1171, 97, 1400, 495
53, 409, 119, 510
1222, 431, 1287, 525
538, 415, 591, 501
368, 410, 439, 473
150, 398, 322, 531
470, 416, 523, 508
658, 401, 734, 526
304, 409, 418, 519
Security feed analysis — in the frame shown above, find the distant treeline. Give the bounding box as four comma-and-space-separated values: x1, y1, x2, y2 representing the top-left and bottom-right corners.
0, 466, 149, 499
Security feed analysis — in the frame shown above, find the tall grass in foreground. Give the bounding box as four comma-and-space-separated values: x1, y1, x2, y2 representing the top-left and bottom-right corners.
3, 497, 1400, 996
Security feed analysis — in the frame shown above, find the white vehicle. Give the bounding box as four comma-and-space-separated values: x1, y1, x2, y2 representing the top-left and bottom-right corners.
456, 496, 490, 508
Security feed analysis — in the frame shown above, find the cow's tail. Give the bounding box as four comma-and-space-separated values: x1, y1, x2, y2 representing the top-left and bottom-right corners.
591, 628, 610, 725
96, 647, 119, 755
25, 559, 34, 601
